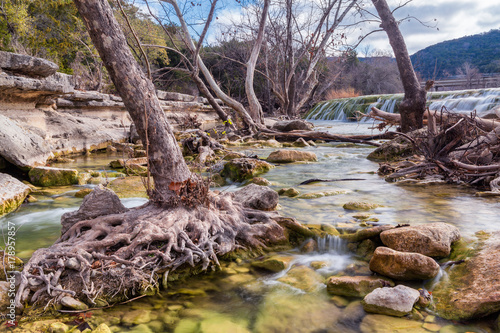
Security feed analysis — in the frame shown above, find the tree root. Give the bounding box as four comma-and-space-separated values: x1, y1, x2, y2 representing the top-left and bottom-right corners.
16, 189, 288, 309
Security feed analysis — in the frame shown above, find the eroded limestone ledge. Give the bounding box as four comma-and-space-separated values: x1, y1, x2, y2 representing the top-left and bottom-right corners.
0, 173, 30, 216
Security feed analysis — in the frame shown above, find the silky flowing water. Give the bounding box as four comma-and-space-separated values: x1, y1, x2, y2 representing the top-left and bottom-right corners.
1, 121, 498, 332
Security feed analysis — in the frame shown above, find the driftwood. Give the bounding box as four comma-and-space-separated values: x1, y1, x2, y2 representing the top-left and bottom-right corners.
372, 107, 500, 193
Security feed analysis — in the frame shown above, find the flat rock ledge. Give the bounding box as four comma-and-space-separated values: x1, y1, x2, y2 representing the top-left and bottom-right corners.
0, 173, 30, 216
380, 222, 460, 257
362, 285, 420, 317
369, 246, 440, 281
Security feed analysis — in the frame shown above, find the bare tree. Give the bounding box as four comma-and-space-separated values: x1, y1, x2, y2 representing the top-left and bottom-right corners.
456, 62, 481, 89
372, 0, 426, 132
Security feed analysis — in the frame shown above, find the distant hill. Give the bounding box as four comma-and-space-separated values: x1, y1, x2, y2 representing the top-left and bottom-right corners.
410, 29, 500, 80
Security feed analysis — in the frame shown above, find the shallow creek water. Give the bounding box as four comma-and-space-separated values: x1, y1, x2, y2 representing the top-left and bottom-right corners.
1, 121, 498, 332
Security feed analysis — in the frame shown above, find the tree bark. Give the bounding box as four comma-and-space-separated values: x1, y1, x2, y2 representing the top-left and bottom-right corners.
73, 0, 191, 204
372, 0, 426, 132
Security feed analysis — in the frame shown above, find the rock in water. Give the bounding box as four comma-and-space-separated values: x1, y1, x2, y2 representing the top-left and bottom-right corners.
266, 150, 317, 163
362, 285, 420, 317
221, 158, 273, 182
272, 119, 314, 132
326, 276, 395, 297
380, 222, 460, 257
233, 184, 279, 211
432, 231, 500, 320
369, 247, 440, 280
0, 173, 30, 216
29, 166, 79, 186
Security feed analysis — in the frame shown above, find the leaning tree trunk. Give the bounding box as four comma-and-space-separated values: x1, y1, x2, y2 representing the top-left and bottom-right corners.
372, 0, 427, 133
74, 0, 191, 204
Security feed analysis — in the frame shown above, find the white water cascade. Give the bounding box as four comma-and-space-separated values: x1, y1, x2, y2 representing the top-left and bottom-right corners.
305, 87, 500, 121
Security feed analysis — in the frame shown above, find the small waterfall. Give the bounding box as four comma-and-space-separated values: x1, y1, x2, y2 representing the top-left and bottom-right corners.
316, 235, 348, 254
306, 87, 500, 121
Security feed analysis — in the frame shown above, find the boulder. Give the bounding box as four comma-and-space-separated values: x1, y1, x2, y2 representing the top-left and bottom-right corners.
369, 247, 440, 281
0, 173, 30, 216
60, 186, 128, 234
380, 222, 460, 257
266, 149, 317, 163
362, 285, 420, 317
432, 231, 500, 320
232, 184, 279, 211
0, 51, 59, 77
28, 166, 78, 186
326, 276, 395, 298
221, 158, 272, 182
60, 296, 88, 311
0, 115, 53, 169
272, 119, 313, 132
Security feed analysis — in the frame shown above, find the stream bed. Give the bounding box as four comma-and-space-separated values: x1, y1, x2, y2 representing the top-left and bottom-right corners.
1, 121, 498, 332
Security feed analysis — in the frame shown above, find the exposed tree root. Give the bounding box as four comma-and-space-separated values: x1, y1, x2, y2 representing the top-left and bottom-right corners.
16, 188, 288, 310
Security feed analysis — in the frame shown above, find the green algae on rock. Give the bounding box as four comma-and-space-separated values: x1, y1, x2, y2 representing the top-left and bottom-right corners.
221, 158, 273, 182
28, 166, 78, 186
0, 173, 30, 216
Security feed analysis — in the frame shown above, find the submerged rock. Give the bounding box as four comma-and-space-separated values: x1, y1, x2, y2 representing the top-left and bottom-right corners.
0, 173, 30, 216
343, 201, 380, 211
369, 247, 440, 281
221, 158, 273, 182
432, 231, 500, 320
277, 265, 324, 292
380, 222, 460, 258
28, 166, 78, 186
362, 285, 420, 317
278, 187, 300, 197
326, 276, 395, 298
233, 184, 279, 211
359, 314, 428, 333
266, 149, 317, 163
251, 256, 292, 273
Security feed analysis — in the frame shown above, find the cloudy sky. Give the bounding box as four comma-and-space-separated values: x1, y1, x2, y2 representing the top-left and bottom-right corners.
356, 0, 500, 55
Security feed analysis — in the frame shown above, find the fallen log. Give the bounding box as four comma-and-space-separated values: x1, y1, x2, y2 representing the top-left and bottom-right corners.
263, 129, 393, 147
299, 178, 365, 185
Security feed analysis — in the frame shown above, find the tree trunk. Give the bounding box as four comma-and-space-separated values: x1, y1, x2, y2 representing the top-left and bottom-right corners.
245, 0, 269, 125
372, 0, 426, 132
73, 0, 191, 204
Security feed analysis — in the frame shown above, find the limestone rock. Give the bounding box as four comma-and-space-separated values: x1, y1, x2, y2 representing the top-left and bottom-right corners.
60, 296, 88, 311
0, 115, 53, 168
48, 322, 69, 333
251, 177, 271, 186
29, 166, 78, 187
432, 231, 500, 320
266, 149, 317, 163
0, 51, 58, 77
222, 158, 273, 182
380, 222, 460, 257
340, 225, 394, 242
326, 276, 395, 297
61, 187, 128, 234
109, 157, 148, 169
92, 323, 113, 333
369, 247, 440, 281
338, 300, 366, 328
0, 173, 30, 216
233, 184, 279, 211
362, 285, 420, 317
272, 119, 313, 132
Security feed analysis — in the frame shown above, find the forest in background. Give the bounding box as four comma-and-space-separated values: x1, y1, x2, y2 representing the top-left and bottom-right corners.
2, 0, 499, 117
